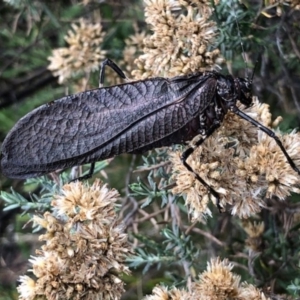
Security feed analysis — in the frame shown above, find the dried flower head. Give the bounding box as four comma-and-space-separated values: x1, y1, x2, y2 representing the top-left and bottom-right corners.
17, 180, 131, 300
48, 18, 106, 84
72, 77, 95, 94
143, 258, 281, 300
242, 220, 265, 252
132, 0, 223, 79
238, 283, 271, 300
192, 257, 240, 299
18, 276, 37, 300
122, 28, 148, 79
143, 285, 190, 300
242, 220, 265, 238
171, 98, 300, 220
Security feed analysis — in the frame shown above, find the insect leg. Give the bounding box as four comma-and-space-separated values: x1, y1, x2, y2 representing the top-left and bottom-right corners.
73, 60, 127, 181
99, 58, 127, 87
231, 106, 300, 175
181, 123, 222, 211
70, 162, 95, 182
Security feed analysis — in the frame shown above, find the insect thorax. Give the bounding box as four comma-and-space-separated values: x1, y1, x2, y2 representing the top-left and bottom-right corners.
215, 74, 253, 108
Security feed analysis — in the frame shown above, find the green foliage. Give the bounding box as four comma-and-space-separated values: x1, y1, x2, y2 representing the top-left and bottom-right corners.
288, 278, 300, 296
128, 226, 199, 278
1, 160, 108, 211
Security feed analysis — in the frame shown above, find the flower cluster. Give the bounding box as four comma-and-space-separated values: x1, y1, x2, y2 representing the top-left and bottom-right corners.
143, 257, 271, 300
143, 286, 190, 300
122, 29, 148, 79
132, 0, 223, 79
48, 18, 106, 84
171, 98, 300, 219
18, 180, 131, 300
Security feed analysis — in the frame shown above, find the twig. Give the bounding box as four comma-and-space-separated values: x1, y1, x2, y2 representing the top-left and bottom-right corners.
134, 208, 167, 223
133, 161, 171, 173
184, 225, 225, 247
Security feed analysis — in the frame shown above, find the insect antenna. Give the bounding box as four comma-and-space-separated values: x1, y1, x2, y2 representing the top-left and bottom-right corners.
232, 1, 249, 78
250, 60, 258, 83
230, 4, 300, 176
231, 105, 300, 176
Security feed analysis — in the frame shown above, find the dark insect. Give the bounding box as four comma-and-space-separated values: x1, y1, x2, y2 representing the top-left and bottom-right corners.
1, 59, 299, 209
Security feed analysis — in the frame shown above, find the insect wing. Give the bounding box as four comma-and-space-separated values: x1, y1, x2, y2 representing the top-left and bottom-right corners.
1, 74, 216, 179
